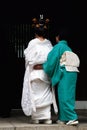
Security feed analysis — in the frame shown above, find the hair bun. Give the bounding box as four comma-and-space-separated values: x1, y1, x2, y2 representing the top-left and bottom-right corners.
45, 18, 50, 24
32, 18, 37, 23
32, 15, 50, 29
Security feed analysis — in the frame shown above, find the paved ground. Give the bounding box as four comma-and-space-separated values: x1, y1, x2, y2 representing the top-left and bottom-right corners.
0, 109, 87, 130
0, 109, 87, 123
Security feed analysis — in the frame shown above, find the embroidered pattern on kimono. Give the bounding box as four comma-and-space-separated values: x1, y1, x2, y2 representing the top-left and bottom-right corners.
21, 38, 58, 116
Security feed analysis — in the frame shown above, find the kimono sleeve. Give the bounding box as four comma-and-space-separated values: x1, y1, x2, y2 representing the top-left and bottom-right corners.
43, 45, 59, 78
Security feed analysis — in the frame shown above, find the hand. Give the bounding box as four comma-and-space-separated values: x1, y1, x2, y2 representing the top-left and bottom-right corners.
33, 64, 43, 70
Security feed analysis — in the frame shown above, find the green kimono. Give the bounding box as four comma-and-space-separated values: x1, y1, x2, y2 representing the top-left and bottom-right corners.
43, 40, 78, 121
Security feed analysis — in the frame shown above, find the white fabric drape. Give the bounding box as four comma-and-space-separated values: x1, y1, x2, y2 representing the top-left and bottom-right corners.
21, 38, 58, 116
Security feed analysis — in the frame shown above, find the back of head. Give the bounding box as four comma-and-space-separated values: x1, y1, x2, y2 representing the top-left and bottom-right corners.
56, 27, 71, 42
32, 15, 50, 38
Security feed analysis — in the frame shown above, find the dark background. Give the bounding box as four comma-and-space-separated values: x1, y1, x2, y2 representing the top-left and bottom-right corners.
0, 0, 87, 113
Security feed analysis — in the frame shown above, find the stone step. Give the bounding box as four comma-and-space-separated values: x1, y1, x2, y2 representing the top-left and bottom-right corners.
0, 109, 87, 130
0, 121, 87, 130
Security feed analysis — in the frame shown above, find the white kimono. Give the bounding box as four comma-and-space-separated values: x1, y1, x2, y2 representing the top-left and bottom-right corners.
21, 38, 58, 120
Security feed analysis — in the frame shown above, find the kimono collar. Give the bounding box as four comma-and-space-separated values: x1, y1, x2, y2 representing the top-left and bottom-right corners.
59, 40, 68, 45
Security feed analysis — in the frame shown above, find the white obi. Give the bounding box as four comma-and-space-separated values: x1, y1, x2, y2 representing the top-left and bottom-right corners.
60, 51, 80, 72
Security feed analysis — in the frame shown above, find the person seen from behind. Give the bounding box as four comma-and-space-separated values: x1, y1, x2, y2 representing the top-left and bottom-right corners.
33, 27, 80, 126
21, 15, 58, 124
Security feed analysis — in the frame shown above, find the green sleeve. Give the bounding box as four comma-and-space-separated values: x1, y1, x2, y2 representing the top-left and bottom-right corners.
43, 44, 60, 78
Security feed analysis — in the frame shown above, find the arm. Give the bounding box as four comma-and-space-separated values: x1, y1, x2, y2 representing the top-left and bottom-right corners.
42, 45, 59, 78
33, 46, 58, 72
33, 64, 43, 69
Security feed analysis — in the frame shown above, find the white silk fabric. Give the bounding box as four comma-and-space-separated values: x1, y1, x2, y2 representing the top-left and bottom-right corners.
60, 51, 80, 72
21, 38, 58, 117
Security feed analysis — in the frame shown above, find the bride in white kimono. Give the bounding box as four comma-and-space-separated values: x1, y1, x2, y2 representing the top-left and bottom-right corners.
21, 16, 58, 124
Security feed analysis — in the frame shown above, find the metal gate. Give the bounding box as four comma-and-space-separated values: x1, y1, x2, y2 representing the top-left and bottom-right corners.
8, 24, 87, 109
9, 24, 31, 108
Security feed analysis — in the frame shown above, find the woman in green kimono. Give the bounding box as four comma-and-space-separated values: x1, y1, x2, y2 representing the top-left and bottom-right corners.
33, 28, 80, 125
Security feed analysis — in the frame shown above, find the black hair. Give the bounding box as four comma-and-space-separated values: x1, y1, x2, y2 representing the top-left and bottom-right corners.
56, 27, 71, 42
32, 15, 50, 38
34, 23, 48, 38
